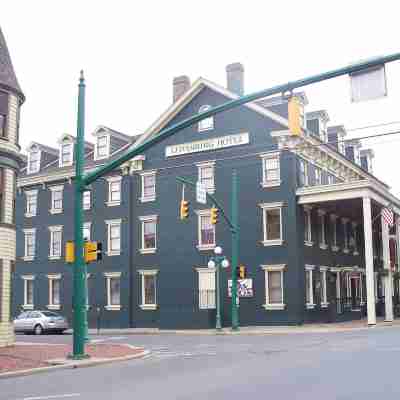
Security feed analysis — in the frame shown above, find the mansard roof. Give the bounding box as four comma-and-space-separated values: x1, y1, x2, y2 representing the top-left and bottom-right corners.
26, 142, 58, 156
0, 26, 24, 99
92, 125, 134, 143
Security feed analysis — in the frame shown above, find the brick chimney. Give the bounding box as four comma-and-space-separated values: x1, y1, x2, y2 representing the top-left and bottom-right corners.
226, 63, 244, 96
173, 75, 190, 102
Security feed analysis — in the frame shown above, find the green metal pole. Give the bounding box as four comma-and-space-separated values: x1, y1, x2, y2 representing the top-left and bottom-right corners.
215, 258, 222, 331
71, 71, 89, 359
231, 170, 239, 331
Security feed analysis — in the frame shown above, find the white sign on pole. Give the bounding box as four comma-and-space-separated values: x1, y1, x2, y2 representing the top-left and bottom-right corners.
196, 181, 207, 204
350, 64, 387, 102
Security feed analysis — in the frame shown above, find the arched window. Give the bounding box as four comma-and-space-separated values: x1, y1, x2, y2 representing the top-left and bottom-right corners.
198, 105, 214, 132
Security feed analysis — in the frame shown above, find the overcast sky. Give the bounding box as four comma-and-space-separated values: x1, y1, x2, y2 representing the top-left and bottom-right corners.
3, 1, 400, 195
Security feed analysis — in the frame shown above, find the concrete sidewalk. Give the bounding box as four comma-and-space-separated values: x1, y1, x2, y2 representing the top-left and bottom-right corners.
87, 318, 400, 336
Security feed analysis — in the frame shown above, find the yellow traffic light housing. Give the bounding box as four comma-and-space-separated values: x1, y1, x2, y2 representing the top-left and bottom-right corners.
180, 200, 189, 220
84, 241, 102, 263
288, 96, 304, 136
65, 241, 75, 263
238, 265, 246, 279
210, 207, 219, 225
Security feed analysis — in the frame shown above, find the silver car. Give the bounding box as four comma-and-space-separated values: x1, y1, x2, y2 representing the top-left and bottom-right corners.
13, 311, 69, 335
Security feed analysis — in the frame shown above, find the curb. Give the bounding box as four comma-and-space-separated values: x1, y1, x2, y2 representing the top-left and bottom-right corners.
0, 347, 150, 380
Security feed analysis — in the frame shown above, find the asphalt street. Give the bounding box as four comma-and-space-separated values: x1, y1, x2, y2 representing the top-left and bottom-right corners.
3, 326, 400, 400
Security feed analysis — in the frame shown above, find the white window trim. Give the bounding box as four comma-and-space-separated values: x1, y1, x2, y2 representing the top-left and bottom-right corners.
342, 217, 349, 254
259, 202, 284, 246
320, 267, 329, 308
139, 215, 158, 254
196, 267, 216, 310
49, 185, 64, 215
47, 273, 61, 310
330, 214, 339, 252
138, 269, 158, 310
260, 152, 281, 188
140, 170, 156, 203
94, 134, 110, 161
305, 265, 316, 309
195, 209, 216, 251
27, 147, 41, 174
198, 105, 214, 132
48, 225, 63, 260
25, 189, 38, 218
261, 264, 286, 310
23, 228, 36, 261
104, 271, 122, 311
196, 161, 215, 194
22, 275, 35, 310
318, 209, 328, 250
59, 140, 74, 167
105, 219, 122, 256
106, 176, 122, 207
304, 205, 313, 246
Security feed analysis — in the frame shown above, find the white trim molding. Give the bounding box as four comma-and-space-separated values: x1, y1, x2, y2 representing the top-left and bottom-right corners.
196, 161, 215, 194
49, 185, 64, 215
105, 175, 122, 207
138, 269, 158, 310
104, 271, 122, 310
195, 209, 216, 251
259, 202, 284, 246
140, 170, 157, 203
261, 264, 286, 310
259, 151, 281, 188
105, 219, 122, 256
139, 215, 158, 254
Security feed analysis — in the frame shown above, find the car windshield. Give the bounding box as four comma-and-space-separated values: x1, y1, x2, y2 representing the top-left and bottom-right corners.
41, 311, 60, 318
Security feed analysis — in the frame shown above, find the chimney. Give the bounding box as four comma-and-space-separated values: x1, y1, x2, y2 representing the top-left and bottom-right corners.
226, 63, 244, 96
173, 75, 190, 102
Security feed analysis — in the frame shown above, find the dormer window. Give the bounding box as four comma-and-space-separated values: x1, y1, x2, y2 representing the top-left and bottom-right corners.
198, 105, 214, 132
59, 138, 74, 167
96, 135, 109, 160
27, 145, 41, 174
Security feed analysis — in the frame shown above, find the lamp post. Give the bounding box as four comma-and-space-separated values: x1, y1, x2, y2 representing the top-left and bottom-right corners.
208, 246, 230, 331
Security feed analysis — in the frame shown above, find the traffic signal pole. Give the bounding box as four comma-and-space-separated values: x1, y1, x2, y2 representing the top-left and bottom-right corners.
231, 170, 239, 330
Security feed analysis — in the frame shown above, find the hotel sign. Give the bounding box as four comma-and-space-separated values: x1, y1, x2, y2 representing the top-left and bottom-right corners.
165, 132, 249, 158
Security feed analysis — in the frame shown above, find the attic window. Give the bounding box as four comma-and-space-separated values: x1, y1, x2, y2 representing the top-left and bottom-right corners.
96, 135, 109, 159
198, 105, 214, 132
59, 139, 73, 167
28, 145, 41, 174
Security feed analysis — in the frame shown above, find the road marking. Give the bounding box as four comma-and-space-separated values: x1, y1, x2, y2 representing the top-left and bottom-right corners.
18, 394, 81, 400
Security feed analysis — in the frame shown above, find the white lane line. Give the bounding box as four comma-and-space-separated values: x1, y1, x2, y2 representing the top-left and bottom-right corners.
18, 393, 81, 400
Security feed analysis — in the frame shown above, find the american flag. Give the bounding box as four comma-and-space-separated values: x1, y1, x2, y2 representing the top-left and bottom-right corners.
382, 206, 394, 227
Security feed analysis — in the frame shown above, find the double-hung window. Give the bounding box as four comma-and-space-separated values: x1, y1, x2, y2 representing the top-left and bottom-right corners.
28, 146, 41, 174
304, 206, 313, 246
105, 219, 121, 256
22, 275, 35, 309
47, 274, 61, 310
25, 190, 38, 217
262, 264, 285, 310
299, 159, 308, 187
106, 176, 121, 206
139, 215, 157, 254
198, 105, 214, 132
83, 190, 91, 210
259, 202, 283, 246
140, 171, 156, 202
23, 228, 36, 261
59, 141, 73, 167
305, 265, 316, 309
138, 270, 158, 310
196, 210, 215, 251
318, 209, 328, 250
49, 226, 63, 259
49, 185, 63, 214
105, 272, 121, 310
96, 135, 109, 159
197, 162, 215, 194
260, 152, 281, 188
197, 268, 216, 309
0, 113, 6, 138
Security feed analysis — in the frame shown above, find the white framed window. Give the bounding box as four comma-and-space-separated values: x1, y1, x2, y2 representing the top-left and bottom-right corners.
95, 134, 110, 160
197, 161, 215, 194
139, 215, 157, 254
352, 222, 359, 256
49, 225, 63, 259
299, 159, 308, 187
23, 228, 36, 261
106, 176, 122, 207
305, 265, 316, 309
49, 185, 64, 214
262, 264, 286, 310
260, 152, 281, 188
138, 269, 158, 310
105, 219, 121, 256
104, 272, 121, 310
140, 171, 156, 202
342, 217, 349, 254
25, 189, 38, 217
196, 209, 216, 251
320, 267, 329, 308
47, 274, 61, 310
83, 190, 91, 210
330, 214, 339, 251
314, 167, 322, 185
83, 222, 91, 241
304, 206, 313, 246
59, 140, 73, 167
259, 202, 283, 246
22, 275, 35, 310
198, 105, 214, 132
27, 145, 41, 174
318, 209, 328, 250
197, 267, 216, 309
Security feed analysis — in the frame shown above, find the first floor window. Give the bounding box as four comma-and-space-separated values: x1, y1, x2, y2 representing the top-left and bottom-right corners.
49, 226, 62, 258
260, 202, 283, 246
140, 171, 156, 202
139, 216, 157, 254
105, 272, 121, 310
22, 276, 34, 308
262, 265, 285, 310
48, 275, 61, 308
261, 153, 280, 187
196, 210, 215, 250
106, 219, 121, 256
198, 268, 216, 309
139, 270, 158, 310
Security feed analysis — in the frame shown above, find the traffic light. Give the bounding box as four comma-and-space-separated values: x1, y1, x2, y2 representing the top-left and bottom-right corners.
65, 241, 75, 263
84, 241, 102, 263
238, 265, 246, 279
210, 207, 219, 225
180, 200, 189, 220
288, 96, 303, 136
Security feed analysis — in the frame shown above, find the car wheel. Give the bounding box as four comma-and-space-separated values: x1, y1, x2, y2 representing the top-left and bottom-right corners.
34, 324, 43, 335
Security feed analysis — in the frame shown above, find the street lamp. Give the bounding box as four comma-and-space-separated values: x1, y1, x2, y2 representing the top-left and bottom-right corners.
208, 246, 229, 331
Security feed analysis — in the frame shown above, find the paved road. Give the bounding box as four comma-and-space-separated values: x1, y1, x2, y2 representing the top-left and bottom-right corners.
4, 326, 400, 400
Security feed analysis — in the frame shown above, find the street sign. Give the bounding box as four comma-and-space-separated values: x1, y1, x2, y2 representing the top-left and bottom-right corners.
228, 279, 253, 297
350, 63, 387, 102
196, 181, 207, 204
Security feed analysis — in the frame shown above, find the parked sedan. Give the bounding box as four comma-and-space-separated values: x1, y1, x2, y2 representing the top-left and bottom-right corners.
13, 311, 69, 335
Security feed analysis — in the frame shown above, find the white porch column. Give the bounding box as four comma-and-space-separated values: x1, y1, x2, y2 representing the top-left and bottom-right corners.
382, 212, 394, 322
396, 217, 400, 272
363, 196, 376, 325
